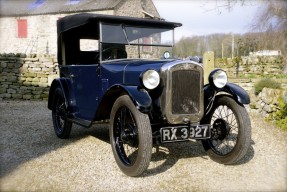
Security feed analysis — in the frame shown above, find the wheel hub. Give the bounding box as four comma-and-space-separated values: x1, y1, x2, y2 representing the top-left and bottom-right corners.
121, 124, 138, 147
211, 119, 230, 140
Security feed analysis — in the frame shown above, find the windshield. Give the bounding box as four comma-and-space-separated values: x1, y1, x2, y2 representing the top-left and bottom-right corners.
100, 23, 174, 60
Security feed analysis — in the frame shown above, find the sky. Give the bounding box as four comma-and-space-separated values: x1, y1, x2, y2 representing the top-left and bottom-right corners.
153, 0, 264, 41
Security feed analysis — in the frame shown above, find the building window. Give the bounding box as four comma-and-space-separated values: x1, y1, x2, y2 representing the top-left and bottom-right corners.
17, 19, 27, 38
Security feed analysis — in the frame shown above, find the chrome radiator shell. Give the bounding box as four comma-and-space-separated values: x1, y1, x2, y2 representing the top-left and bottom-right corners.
160, 61, 204, 124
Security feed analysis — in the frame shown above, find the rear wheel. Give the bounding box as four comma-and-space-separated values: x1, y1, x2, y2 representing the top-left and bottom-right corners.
110, 95, 152, 176
52, 88, 72, 139
202, 96, 251, 164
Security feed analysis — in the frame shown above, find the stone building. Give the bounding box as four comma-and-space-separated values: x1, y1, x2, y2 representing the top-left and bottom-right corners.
0, 0, 160, 55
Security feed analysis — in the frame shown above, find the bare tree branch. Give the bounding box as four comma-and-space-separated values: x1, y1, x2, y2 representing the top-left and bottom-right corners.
251, 0, 287, 32
202, 0, 252, 14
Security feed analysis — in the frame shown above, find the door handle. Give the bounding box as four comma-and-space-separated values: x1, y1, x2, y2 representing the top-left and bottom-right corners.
69, 74, 76, 78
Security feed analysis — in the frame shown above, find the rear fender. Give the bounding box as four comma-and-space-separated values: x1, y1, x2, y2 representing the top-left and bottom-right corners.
48, 78, 74, 110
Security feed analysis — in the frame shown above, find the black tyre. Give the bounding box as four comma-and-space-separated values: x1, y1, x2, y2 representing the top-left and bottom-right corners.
202, 96, 251, 164
110, 95, 152, 176
52, 87, 72, 139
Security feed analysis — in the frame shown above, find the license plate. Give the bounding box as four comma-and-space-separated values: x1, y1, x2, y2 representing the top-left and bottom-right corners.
160, 125, 211, 143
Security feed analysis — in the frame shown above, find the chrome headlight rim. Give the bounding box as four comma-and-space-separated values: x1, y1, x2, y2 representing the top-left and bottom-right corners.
140, 69, 160, 90
208, 69, 228, 89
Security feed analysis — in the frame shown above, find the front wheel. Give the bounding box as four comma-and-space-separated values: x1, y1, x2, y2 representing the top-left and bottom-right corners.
110, 95, 152, 177
202, 96, 251, 164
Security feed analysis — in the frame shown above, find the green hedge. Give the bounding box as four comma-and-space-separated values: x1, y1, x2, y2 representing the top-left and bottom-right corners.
275, 98, 287, 131
254, 78, 281, 95
268, 97, 287, 131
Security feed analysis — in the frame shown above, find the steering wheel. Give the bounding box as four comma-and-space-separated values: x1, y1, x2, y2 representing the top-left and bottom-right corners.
102, 47, 127, 60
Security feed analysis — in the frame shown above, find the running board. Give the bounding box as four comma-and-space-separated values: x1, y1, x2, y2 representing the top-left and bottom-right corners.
67, 115, 91, 128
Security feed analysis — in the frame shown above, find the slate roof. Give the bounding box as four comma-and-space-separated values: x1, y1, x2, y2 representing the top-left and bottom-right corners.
0, 0, 122, 17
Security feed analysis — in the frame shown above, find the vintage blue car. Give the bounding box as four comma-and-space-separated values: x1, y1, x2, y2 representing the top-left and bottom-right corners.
48, 13, 251, 176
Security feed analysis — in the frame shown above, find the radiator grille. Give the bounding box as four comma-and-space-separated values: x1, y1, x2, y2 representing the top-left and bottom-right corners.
172, 70, 200, 114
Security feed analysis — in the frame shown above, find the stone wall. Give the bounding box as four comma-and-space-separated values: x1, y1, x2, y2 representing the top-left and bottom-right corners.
217, 55, 285, 78
0, 14, 61, 55
217, 55, 287, 119
0, 0, 160, 56
1, 53, 287, 101
115, 0, 160, 18
249, 88, 287, 118
0, 10, 114, 56
229, 78, 287, 92
228, 78, 287, 119
0, 53, 59, 100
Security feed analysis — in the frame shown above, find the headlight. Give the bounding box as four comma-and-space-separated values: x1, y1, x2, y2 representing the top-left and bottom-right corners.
209, 69, 228, 88
141, 69, 160, 90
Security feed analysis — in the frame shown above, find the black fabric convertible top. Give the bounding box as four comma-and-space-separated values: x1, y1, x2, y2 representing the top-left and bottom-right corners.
57, 13, 182, 65
57, 13, 182, 35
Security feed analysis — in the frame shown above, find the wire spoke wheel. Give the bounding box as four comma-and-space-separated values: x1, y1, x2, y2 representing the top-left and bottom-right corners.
114, 106, 139, 166
54, 99, 66, 130
202, 96, 251, 164
209, 105, 238, 155
52, 88, 72, 138
110, 95, 152, 177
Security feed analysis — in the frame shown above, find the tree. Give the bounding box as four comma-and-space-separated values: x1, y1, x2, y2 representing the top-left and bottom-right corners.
205, 0, 249, 14
173, 1, 287, 58
174, 33, 237, 58
250, 0, 287, 55
251, 0, 287, 32
213, 0, 287, 56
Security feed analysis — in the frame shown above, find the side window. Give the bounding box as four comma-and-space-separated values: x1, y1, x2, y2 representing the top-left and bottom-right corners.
80, 39, 99, 51
78, 39, 99, 64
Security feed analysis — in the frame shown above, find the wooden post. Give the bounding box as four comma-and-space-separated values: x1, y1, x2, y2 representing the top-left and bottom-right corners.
203, 51, 215, 85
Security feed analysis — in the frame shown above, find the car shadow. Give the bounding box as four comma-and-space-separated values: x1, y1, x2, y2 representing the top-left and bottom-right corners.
72, 123, 110, 144
77, 125, 255, 177
0, 101, 255, 178
85, 125, 210, 176
233, 139, 255, 165
143, 141, 255, 177
79, 125, 209, 176
143, 140, 209, 177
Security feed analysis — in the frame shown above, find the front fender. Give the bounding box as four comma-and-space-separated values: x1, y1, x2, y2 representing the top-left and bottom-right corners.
204, 82, 250, 114
112, 85, 152, 112
124, 86, 152, 112
223, 83, 250, 104
95, 85, 152, 120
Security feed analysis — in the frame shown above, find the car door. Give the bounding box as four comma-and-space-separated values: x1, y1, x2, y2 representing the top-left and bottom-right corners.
61, 64, 101, 122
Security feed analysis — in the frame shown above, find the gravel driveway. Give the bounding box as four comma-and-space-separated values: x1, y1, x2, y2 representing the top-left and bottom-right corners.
0, 100, 286, 192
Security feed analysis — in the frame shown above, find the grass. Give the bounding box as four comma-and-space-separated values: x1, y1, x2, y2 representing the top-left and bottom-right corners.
267, 97, 287, 131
